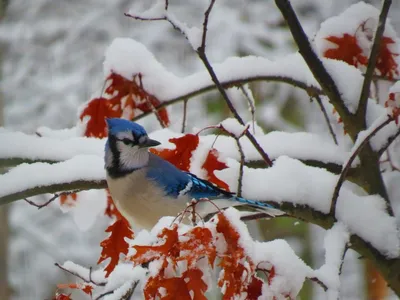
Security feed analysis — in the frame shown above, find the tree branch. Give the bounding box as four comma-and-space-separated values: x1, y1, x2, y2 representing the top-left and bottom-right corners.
378, 127, 400, 157
195, 2, 273, 166
357, 0, 393, 121
313, 95, 338, 145
0, 180, 107, 205
275, 0, 354, 138
131, 75, 322, 123
330, 117, 393, 216
55, 263, 106, 286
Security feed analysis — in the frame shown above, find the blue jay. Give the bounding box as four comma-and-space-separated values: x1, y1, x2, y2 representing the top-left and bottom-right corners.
104, 118, 279, 230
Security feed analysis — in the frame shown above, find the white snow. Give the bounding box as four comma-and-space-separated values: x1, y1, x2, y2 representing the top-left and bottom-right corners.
313, 223, 350, 300
219, 118, 248, 138
62, 260, 107, 285
221, 208, 313, 299
0, 130, 104, 162
151, 128, 348, 165
102, 265, 147, 300
321, 58, 364, 113
315, 2, 399, 69
0, 155, 105, 199
217, 156, 400, 258
103, 38, 320, 102
59, 189, 108, 231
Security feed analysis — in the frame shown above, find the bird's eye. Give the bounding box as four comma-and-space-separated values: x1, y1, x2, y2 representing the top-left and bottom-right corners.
122, 138, 132, 145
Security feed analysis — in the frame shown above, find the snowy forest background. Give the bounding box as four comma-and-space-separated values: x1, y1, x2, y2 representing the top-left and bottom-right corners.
1, 0, 400, 299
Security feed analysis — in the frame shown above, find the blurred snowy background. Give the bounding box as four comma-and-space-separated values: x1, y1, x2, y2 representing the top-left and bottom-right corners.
0, 0, 399, 299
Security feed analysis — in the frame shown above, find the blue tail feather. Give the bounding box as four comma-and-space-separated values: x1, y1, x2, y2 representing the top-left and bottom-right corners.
234, 196, 275, 209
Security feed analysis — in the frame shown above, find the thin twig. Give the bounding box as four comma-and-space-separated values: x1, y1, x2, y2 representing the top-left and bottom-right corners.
197, 51, 273, 166
55, 263, 106, 286
194, 0, 273, 166
313, 95, 338, 145
199, 0, 216, 51
235, 137, 245, 197
124, 13, 166, 22
138, 74, 167, 128
357, 0, 393, 120
308, 276, 328, 292
95, 290, 114, 300
24, 194, 60, 209
330, 117, 393, 215
338, 246, 348, 276
378, 127, 400, 156
240, 85, 256, 134
24, 191, 76, 209
181, 99, 188, 133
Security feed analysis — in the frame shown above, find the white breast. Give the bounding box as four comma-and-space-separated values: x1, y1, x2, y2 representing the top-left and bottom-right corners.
106, 170, 187, 230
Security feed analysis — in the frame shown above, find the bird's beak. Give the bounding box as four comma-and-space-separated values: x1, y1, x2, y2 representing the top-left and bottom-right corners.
140, 138, 161, 148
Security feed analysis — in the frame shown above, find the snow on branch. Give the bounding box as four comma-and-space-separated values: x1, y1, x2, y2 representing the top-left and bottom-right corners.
0, 127, 350, 204
0, 155, 106, 205
104, 38, 322, 112
218, 156, 399, 259
312, 223, 350, 299
0, 130, 103, 167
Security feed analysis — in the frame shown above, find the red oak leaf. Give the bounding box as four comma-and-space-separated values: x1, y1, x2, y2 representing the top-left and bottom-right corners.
178, 227, 217, 267
105, 73, 170, 126
104, 190, 125, 220
57, 283, 93, 297
53, 294, 72, 300
267, 266, 276, 285
97, 217, 133, 277
131, 225, 179, 266
182, 268, 208, 300
324, 34, 368, 67
376, 37, 399, 80
59, 193, 78, 207
202, 148, 229, 191
385, 92, 400, 124
150, 134, 200, 171
216, 213, 250, 299
79, 97, 121, 138
144, 268, 207, 300
145, 276, 190, 300
246, 276, 264, 300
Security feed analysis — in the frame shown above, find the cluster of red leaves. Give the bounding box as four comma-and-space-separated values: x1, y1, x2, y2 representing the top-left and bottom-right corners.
151, 134, 230, 190
385, 91, 400, 124
323, 28, 399, 79
80, 72, 170, 138
54, 283, 93, 299
216, 214, 264, 299
131, 224, 214, 300
130, 213, 272, 300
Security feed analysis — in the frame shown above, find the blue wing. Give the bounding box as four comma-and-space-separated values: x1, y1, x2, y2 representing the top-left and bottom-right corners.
146, 153, 191, 198
146, 153, 232, 199
146, 153, 276, 210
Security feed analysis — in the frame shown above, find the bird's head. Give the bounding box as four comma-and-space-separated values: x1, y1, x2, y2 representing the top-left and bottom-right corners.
104, 118, 160, 176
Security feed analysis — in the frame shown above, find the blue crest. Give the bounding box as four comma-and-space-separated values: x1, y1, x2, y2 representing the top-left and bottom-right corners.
106, 118, 147, 136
